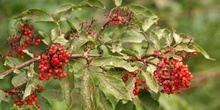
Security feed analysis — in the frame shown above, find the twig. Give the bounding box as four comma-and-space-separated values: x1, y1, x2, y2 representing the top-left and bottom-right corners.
94, 20, 111, 42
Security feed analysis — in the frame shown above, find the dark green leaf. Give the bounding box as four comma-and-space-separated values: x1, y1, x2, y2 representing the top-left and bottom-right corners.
11, 71, 27, 87
38, 96, 53, 110
91, 56, 136, 72
121, 30, 145, 43
0, 101, 14, 110
142, 71, 159, 93
138, 90, 159, 110
193, 44, 215, 60
115, 100, 137, 110
97, 74, 131, 101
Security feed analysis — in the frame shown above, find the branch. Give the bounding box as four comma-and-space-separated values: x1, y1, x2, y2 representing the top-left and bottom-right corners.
1, 53, 103, 77
2, 57, 40, 76
94, 20, 111, 42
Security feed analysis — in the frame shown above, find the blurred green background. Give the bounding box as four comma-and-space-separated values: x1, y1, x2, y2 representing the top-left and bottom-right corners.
0, 0, 219, 110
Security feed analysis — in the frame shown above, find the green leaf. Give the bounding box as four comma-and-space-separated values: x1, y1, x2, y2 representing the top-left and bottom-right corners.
171, 30, 182, 44
39, 31, 51, 45
11, 71, 27, 87
138, 89, 159, 110
125, 78, 135, 97
142, 16, 158, 32
114, 0, 122, 6
13, 9, 52, 21
0, 101, 14, 110
99, 90, 113, 110
87, 0, 105, 9
97, 74, 131, 101
38, 96, 53, 110
4, 57, 22, 68
41, 89, 63, 101
22, 85, 33, 100
91, 56, 136, 72
121, 30, 145, 43
115, 100, 137, 110
59, 8, 73, 21
193, 44, 215, 60
53, 34, 68, 45
142, 71, 159, 93
55, 3, 74, 14
0, 89, 9, 102
66, 20, 78, 32
23, 50, 34, 58
81, 69, 94, 110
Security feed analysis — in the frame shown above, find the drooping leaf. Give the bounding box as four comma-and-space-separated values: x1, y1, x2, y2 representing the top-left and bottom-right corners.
97, 74, 131, 101
121, 30, 145, 43
13, 9, 52, 21
142, 71, 159, 93
115, 100, 137, 110
138, 89, 159, 110
81, 69, 95, 110
11, 71, 27, 87
113, 0, 122, 6
22, 85, 33, 100
91, 56, 136, 72
193, 44, 215, 60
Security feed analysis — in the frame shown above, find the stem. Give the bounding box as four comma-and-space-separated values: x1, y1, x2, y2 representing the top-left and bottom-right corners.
94, 20, 111, 42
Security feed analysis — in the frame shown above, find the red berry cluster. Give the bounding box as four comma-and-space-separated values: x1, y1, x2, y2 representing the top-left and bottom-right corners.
153, 57, 193, 94
111, 13, 126, 26
38, 44, 69, 80
5, 85, 44, 108
7, 23, 41, 58
133, 77, 147, 95
122, 70, 147, 95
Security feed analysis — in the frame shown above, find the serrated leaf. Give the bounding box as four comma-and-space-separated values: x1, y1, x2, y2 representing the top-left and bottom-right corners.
142, 16, 158, 31
13, 9, 52, 21
39, 31, 51, 45
4, 57, 22, 68
114, 0, 122, 6
91, 56, 136, 72
138, 89, 159, 110
193, 44, 215, 60
142, 71, 159, 93
97, 74, 131, 101
11, 71, 27, 87
121, 30, 145, 43
22, 85, 33, 100
115, 100, 137, 110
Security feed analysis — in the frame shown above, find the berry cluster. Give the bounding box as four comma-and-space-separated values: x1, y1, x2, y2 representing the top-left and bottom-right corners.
110, 9, 133, 26
38, 44, 69, 80
122, 70, 147, 95
153, 57, 193, 94
5, 85, 44, 108
7, 22, 41, 58
111, 13, 126, 26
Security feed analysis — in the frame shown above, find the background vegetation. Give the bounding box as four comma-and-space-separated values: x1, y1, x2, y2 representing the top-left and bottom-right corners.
0, 0, 219, 110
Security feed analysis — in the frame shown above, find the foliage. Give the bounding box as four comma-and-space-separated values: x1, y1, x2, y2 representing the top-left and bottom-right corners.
0, 0, 212, 110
